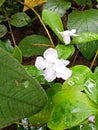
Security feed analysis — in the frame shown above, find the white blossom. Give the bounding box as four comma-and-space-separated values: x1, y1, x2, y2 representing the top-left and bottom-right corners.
57, 29, 78, 45
35, 48, 72, 82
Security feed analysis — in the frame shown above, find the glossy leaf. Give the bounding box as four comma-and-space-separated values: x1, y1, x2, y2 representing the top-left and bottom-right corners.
67, 9, 98, 60
42, 9, 64, 43
72, 32, 98, 44
23, 0, 47, 11
62, 65, 92, 91
10, 12, 32, 27
0, 48, 47, 129
56, 44, 75, 59
0, 24, 7, 38
0, 39, 14, 53
19, 34, 51, 57
43, 0, 71, 17
84, 73, 98, 104
13, 45, 22, 63
48, 88, 97, 130
0, 0, 5, 6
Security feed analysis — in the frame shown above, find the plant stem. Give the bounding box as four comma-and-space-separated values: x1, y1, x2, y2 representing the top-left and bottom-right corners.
90, 50, 98, 70
18, 0, 55, 48
3, 7, 16, 46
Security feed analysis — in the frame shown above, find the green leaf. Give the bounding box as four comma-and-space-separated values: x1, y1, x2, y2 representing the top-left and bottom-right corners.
56, 44, 75, 59
74, 0, 91, 6
94, 66, 98, 73
29, 83, 62, 125
48, 88, 97, 130
18, 34, 52, 57
0, 0, 5, 6
10, 12, 32, 27
67, 9, 98, 60
42, 9, 64, 43
0, 48, 47, 129
43, 0, 71, 17
62, 65, 92, 91
84, 73, 98, 104
24, 65, 45, 84
72, 32, 98, 44
0, 24, 7, 38
0, 39, 14, 53
13, 45, 22, 63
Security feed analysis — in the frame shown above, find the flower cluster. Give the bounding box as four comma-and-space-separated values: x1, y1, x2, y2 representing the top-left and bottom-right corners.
35, 48, 72, 82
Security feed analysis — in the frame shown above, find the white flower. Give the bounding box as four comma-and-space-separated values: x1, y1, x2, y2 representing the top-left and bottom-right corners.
35, 48, 72, 82
57, 29, 78, 45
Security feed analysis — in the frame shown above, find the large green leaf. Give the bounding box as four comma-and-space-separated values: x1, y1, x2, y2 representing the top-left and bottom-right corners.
42, 9, 64, 42
18, 34, 52, 57
43, 0, 71, 17
67, 9, 98, 60
0, 48, 47, 129
48, 88, 97, 130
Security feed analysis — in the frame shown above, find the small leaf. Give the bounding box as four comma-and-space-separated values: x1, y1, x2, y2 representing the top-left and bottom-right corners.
43, 0, 71, 17
24, 65, 45, 84
72, 32, 98, 44
23, 0, 47, 11
13, 45, 22, 63
48, 88, 97, 130
0, 0, 5, 6
18, 34, 52, 57
10, 12, 32, 27
0, 39, 14, 53
0, 24, 7, 38
56, 44, 75, 59
0, 48, 47, 129
42, 9, 64, 43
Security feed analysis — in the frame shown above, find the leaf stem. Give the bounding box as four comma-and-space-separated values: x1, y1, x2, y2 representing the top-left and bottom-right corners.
18, 0, 55, 48
90, 50, 98, 70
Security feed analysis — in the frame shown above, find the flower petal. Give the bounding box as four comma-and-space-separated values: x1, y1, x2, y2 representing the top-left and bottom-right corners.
35, 57, 50, 70
44, 67, 56, 82
70, 29, 79, 37
44, 48, 58, 62
54, 64, 72, 80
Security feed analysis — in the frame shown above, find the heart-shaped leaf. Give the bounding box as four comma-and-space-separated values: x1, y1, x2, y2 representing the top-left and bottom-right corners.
19, 34, 52, 57
10, 12, 32, 27
0, 48, 47, 129
67, 9, 98, 60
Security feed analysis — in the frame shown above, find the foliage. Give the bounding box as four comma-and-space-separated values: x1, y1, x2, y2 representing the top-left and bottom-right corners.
0, 0, 98, 130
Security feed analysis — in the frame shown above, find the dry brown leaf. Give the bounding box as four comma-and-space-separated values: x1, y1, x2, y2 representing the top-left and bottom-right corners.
23, 0, 47, 11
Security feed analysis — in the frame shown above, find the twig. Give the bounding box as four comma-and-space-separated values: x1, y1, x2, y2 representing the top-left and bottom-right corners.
3, 7, 16, 46
90, 50, 98, 70
18, 0, 55, 48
